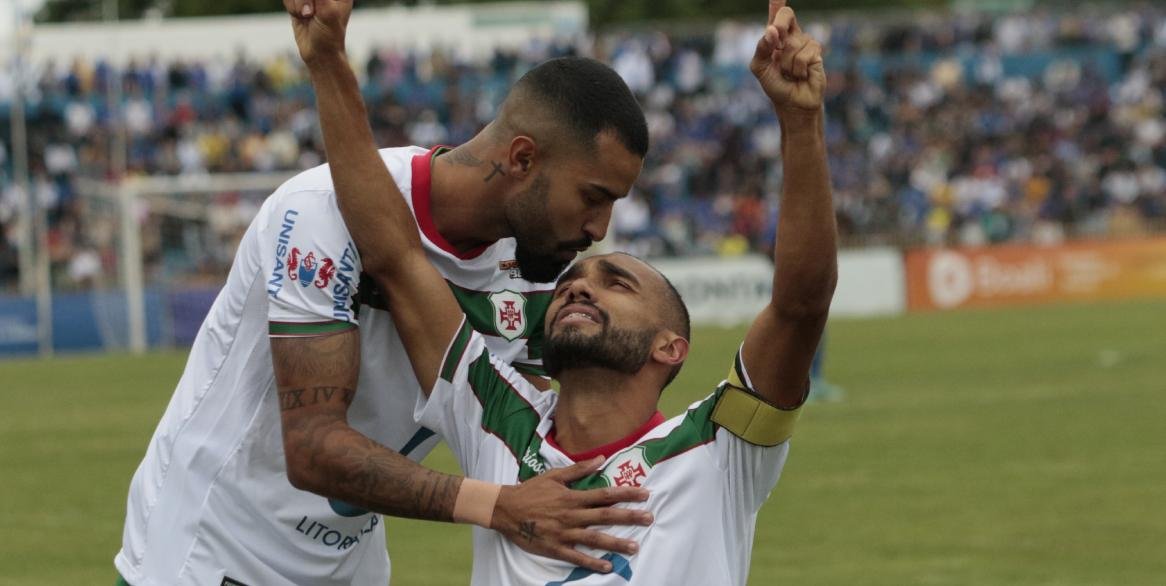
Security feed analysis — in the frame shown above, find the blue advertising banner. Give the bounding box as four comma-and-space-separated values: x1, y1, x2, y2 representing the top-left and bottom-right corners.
0, 296, 38, 355
0, 289, 183, 357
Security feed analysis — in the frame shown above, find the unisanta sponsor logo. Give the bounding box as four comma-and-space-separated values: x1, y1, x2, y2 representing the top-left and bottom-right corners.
287, 248, 337, 289
315, 258, 336, 288
330, 243, 359, 320
267, 209, 300, 297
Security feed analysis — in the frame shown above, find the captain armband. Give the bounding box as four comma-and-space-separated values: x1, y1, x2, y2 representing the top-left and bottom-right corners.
710, 362, 802, 447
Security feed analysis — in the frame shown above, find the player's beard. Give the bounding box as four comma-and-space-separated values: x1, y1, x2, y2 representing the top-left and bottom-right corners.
543, 316, 656, 379
505, 173, 591, 283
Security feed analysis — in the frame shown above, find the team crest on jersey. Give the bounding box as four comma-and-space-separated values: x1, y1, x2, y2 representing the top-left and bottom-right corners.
498, 259, 522, 279
604, 446, 651, 488
489, 290, 527, 341
287, 248, 336, 289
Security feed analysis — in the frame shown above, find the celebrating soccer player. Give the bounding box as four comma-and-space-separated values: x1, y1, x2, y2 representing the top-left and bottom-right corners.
308, 0, 836, 582
113, 3, 661, 586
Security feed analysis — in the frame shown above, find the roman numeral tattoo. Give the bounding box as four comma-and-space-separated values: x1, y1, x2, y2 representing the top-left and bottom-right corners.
279, 386, 356, 411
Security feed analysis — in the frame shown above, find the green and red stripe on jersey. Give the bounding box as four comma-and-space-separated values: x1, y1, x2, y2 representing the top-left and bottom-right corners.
268, 320, 356, 337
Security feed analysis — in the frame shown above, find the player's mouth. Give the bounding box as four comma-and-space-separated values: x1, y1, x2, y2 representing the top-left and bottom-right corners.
555, 303, 604, 327
556, 240, 593, 259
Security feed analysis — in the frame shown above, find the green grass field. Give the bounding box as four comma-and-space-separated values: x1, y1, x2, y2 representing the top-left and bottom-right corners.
1, 299, 1164, 585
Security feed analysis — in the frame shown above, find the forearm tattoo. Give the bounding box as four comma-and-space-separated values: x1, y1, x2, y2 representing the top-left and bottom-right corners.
279, 386, 355, 411
273, 334, 462, 522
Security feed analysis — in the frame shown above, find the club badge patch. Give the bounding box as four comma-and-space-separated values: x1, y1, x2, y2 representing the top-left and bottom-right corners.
604, 446, 651, 488
489, 290, 527, 341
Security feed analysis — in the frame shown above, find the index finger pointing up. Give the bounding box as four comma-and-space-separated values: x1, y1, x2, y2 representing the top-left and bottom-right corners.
773, 4, 800, 36
769, 0, 786, 25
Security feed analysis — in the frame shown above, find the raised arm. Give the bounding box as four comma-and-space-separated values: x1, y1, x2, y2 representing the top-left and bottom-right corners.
289, 0, 458, 392
283, 0, 650, 571
741, 0, 837, 408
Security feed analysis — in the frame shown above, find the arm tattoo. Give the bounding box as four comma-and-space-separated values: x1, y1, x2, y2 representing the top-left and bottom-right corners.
484, 161, 506, 182
273, 333, 462, 522
279, 386, 355, 411
518, 520, 539, 543
308, 429, 462, 521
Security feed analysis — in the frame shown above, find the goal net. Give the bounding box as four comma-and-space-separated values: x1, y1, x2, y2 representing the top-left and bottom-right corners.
72, 172, 293, 353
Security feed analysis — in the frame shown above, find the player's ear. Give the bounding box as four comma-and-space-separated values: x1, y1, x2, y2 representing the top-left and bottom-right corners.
651, 331, 688, 370
508, 136, 536, 178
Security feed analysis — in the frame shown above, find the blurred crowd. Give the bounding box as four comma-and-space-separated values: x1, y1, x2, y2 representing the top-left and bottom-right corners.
1, 4, 1165, 291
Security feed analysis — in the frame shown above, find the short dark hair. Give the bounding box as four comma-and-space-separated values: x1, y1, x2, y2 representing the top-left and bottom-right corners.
660, 274, 691, 343
513, 57, 649, 157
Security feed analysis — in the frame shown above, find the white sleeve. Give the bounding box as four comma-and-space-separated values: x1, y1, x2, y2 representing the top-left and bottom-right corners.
716, 428, 791, 514
712, 347, 793, 514
261, 189, 363, 337
414, 318, 553, 473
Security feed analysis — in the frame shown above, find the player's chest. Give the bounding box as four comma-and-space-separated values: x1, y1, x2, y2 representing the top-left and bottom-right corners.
503, 436, 712, 497
355, 272, 551, 343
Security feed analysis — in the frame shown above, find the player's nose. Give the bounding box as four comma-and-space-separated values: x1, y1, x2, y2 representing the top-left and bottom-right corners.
583, 206, 611, 243
566, 277, 596, 301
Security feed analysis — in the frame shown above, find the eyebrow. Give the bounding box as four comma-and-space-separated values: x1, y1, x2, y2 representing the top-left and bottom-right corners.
555, 259, 641, 290
587, 183, 620, 201
597, 259, 641, 288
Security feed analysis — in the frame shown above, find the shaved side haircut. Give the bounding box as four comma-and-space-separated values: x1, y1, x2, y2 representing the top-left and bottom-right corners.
495, 57, 649, 158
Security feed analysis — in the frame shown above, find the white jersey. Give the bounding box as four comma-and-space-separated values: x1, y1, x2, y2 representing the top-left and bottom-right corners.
116, 146, 556, 586
416, 320, 791, 586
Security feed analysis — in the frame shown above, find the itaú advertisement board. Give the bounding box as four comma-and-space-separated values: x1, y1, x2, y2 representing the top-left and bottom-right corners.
905, 238, 1166, 311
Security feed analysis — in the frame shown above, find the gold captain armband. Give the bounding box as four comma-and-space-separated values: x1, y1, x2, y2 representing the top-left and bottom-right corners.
710, 365, 802, 447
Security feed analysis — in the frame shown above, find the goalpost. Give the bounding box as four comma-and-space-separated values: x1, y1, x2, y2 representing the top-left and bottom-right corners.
75, 172, 294, 354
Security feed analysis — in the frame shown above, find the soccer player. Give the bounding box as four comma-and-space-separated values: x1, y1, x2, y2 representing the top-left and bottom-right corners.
309, 0, 835, 583
114, 8, 655, 586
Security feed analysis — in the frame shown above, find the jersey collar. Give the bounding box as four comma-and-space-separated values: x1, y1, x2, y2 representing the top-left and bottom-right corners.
545, 411, 667, 463
410, 145, 492, 260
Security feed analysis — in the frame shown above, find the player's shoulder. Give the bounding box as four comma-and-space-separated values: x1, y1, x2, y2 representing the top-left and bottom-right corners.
649, 407, 712, 443
269, 145, 426, 202
257, 184, 341, 239
632, 392, 724, 455
377, 145, 429, 177
455, 327, 556, 411
258, 145, 428, 227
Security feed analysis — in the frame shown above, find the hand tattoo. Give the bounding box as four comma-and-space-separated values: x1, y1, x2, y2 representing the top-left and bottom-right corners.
518, 520, 539, 543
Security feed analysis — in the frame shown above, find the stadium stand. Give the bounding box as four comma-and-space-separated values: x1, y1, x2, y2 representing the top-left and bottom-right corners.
1, 5, 1164, 292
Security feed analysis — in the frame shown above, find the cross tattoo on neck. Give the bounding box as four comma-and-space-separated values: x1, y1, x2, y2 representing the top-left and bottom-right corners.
484, 161, 507, 183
